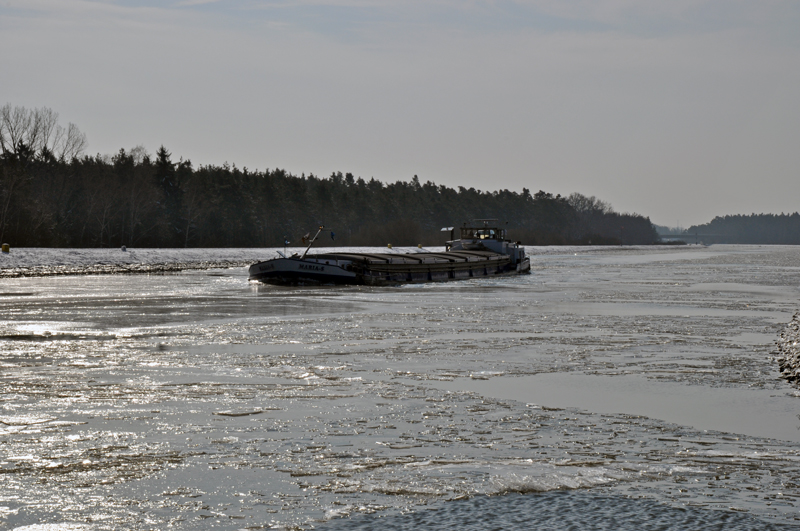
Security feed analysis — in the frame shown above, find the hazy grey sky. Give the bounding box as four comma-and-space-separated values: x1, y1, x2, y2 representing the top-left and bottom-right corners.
2, 0, 799, 226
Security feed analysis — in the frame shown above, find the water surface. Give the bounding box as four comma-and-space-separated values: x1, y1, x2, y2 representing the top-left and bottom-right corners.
1, 244, 800, 529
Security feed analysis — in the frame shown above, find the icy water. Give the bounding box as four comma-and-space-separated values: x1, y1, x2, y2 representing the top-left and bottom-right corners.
2, 245, 800, 530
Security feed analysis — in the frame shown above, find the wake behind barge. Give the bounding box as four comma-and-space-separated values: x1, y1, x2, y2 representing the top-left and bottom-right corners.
248, 221, 530, 286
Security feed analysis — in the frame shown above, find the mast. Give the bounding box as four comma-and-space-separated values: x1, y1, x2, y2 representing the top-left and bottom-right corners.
301, 226, 324, 259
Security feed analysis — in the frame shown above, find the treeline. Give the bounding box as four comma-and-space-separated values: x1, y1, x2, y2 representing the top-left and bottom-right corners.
1, 105, 658, 248
686, 214, 800, 244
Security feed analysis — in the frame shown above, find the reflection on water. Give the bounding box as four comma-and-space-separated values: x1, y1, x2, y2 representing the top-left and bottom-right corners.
1, 245, 800, 529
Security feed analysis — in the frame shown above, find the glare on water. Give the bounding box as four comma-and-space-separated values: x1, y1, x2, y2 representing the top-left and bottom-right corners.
1, 244, 800, 529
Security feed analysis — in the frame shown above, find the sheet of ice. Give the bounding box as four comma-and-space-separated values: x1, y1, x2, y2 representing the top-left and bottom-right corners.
433, 372, 800, 442
2, 243, 800, 530
0, 247, 272, 270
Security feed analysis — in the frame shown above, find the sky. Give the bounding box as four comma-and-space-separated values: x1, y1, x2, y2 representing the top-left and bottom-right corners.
2, 0, 799, 227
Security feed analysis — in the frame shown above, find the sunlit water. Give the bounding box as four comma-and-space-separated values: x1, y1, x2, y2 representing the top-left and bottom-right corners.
2, 245, 800, 530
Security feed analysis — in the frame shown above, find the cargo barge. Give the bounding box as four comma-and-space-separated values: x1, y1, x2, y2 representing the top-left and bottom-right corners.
248, 221, 530, 286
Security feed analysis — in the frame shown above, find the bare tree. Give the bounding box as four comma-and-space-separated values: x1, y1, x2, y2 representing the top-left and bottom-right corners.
57, 122, 88, 160
0, 104, 87, 160
566, 192, 616, 242
129, 144, 149, 164
0, 104, 31, 155
28, 106, 59, 154
0, 104, 89, 242
567, 192, 613, 216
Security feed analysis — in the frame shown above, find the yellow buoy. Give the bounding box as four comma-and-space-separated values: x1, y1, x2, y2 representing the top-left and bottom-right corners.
417, 244, 422, 248
1, 243, 9, 253
387, 244, 393, 249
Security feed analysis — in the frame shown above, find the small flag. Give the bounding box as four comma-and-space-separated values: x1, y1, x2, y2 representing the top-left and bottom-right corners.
301, 232, 310, 244
284, 238, 290, 246
331, 232, 335, 241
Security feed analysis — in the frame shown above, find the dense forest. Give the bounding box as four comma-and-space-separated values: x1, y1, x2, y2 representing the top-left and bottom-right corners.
686, 214, 800, 245
1, 105, 658, 248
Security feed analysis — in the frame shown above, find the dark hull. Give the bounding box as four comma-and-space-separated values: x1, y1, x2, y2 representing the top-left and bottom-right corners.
249, 250, 530, 286
251, 269, 361, 286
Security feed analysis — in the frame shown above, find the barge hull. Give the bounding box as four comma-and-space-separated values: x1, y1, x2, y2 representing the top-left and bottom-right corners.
249, 251, 530, 286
